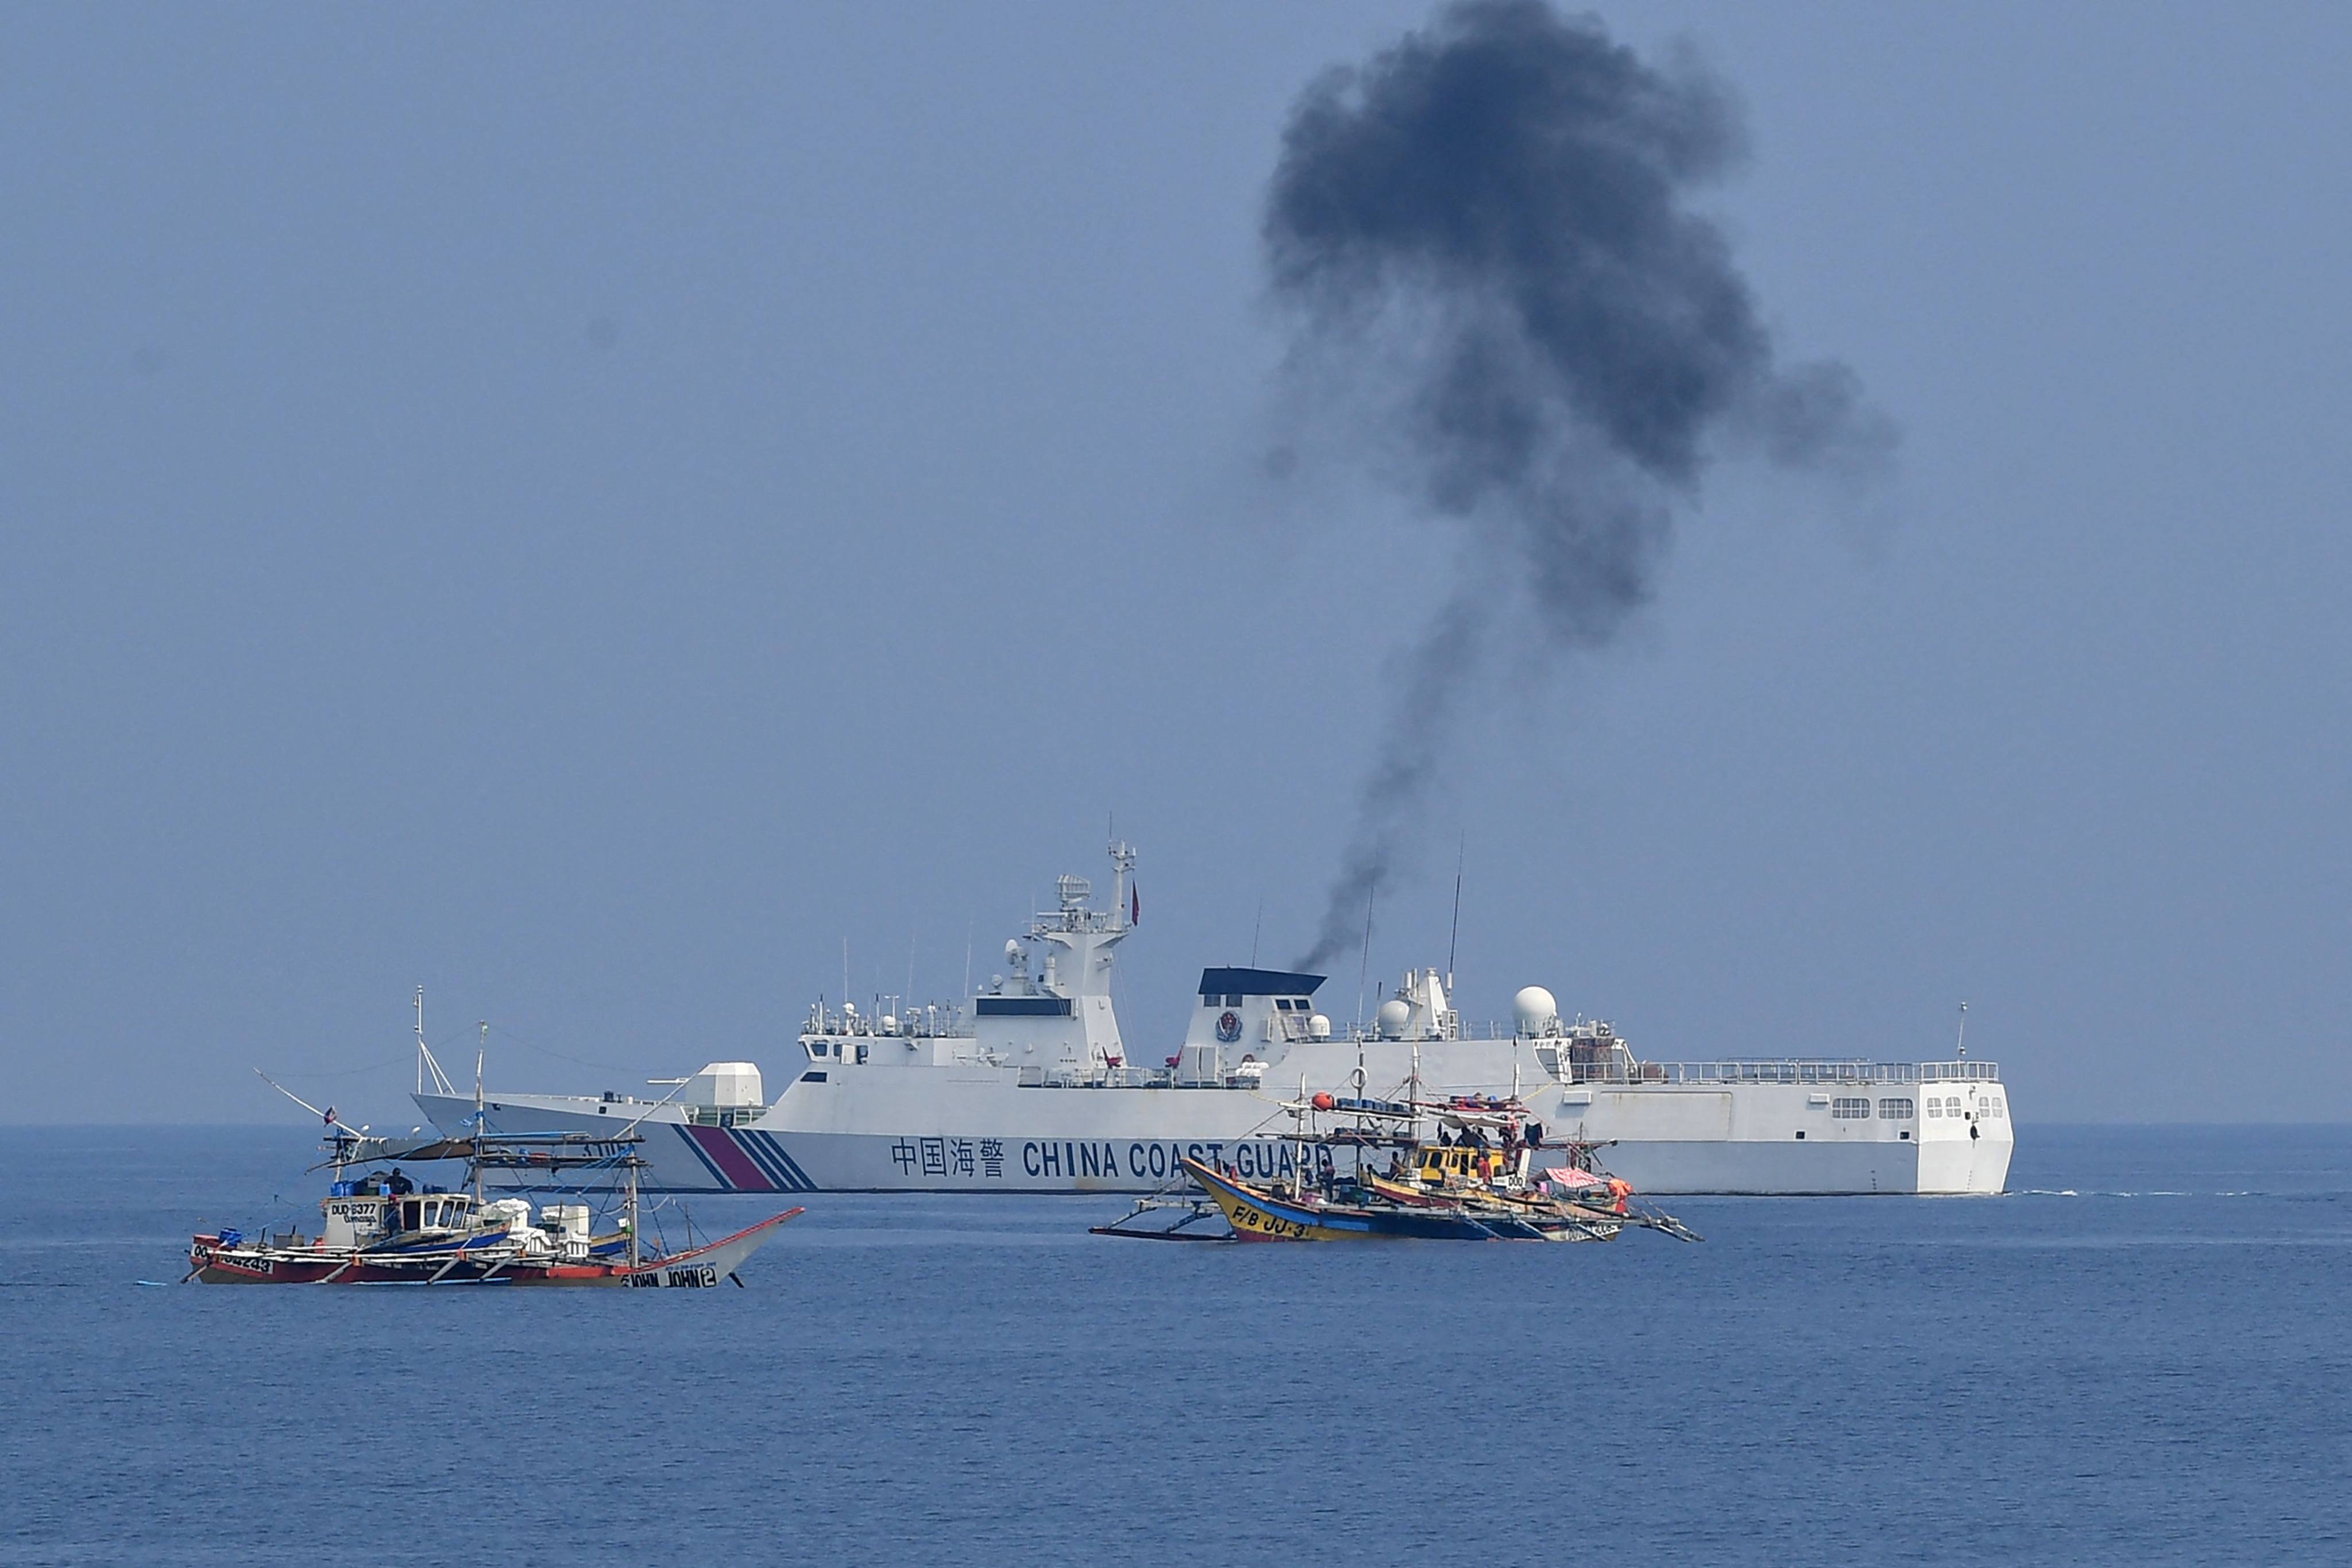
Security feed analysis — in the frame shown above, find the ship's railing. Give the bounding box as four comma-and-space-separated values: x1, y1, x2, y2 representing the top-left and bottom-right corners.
1015, 1066, 1258, 1090
1557, 1059, 2000, 1087
684, 1106, 767, 1127
802, 1002, 974, 1040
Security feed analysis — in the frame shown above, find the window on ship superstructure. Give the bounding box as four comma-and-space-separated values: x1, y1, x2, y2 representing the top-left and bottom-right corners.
1878, 1098, 1915, 1120
1831, 1098, 1871, 1118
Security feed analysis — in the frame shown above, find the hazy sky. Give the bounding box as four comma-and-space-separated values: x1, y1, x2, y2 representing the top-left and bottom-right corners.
4, 3, 2347, 1125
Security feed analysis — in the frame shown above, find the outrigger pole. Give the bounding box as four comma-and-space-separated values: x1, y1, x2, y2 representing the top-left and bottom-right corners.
254, 1069, 373, 1153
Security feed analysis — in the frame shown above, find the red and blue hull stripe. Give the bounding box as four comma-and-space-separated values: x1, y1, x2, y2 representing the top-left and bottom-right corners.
673, 1125, 817, 1192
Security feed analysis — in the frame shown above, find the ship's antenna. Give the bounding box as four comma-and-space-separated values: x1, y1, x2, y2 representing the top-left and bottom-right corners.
1354, 880, 1376, 1032
842, 938, 851, 1015
1446, 835, 1465, 995
1956, 1001, 1968, 1059
963, 921, 974, 1003
1251, 897, 1264, 968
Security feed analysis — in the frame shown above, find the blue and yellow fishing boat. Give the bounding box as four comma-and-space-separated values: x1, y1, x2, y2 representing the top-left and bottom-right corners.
1180, 1156, 1615, 1242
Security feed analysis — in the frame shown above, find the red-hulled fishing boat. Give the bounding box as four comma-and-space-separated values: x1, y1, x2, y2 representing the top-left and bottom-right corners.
187, 1113, 800, 1287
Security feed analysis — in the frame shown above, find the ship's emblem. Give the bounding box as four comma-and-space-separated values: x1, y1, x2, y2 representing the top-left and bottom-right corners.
1215, 1010, 1241, 1043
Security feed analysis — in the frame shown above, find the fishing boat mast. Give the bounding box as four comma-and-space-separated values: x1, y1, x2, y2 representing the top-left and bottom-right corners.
1293, 1075, 1310, 1198
472, 1025, 487, 1210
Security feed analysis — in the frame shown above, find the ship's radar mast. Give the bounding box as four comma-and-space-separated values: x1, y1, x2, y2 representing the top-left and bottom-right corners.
987, 840, 1138, 1067
1109, 839, 1136, 932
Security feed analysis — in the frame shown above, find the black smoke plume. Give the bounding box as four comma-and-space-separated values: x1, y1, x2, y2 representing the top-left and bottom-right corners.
1272, 0, 1893, 970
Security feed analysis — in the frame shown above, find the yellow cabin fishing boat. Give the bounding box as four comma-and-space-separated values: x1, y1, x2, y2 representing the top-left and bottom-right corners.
1369, 1136, 1635, 1218
1180, 1156, 1618, 1242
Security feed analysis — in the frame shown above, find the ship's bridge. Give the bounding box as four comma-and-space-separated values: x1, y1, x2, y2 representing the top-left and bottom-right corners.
797, 840, 1138, 1076
1173, 967, 1328, 1086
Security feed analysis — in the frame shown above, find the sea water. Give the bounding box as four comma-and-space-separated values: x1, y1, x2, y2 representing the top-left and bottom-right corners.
2, 1124, 2346, 1565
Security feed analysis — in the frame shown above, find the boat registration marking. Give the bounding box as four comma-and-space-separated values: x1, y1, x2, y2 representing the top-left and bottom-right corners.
629, 1264, 721, 1288
1230, 1203, 1310, 1240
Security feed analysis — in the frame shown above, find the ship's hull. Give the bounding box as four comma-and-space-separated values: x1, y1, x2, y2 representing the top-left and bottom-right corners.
420, 1063, 2013, 1197
412, 852, 2011, 1198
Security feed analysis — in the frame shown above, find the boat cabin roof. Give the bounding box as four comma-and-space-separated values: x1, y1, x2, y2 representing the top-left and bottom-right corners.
1416, 1144, 1510, 1177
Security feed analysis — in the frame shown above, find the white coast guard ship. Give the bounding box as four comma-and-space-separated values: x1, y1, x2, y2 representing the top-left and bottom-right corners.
417, 843, 2013, 1196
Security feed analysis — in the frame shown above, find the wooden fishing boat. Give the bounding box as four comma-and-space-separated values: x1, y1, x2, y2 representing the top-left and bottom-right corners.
187, 1210, 798, 1286
1365, 1137, 1628, 1212
1096, 1044, 1699, 1244
187, 1117, 802, 1287
1180, 1156, 1615, 1242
